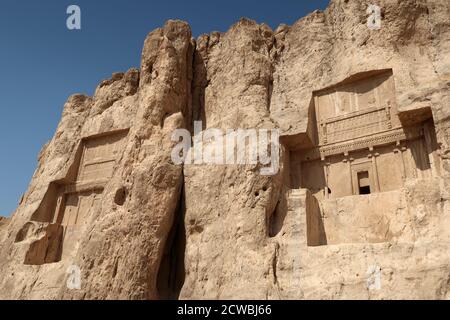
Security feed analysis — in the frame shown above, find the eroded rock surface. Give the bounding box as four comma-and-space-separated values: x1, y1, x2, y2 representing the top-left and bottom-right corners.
1, 0, 450, 299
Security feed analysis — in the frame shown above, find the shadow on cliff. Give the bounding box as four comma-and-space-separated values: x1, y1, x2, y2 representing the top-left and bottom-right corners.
156, 182, 186, 300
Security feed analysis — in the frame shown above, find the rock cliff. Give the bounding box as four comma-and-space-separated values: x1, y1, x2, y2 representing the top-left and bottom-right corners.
1, 0, 450, 299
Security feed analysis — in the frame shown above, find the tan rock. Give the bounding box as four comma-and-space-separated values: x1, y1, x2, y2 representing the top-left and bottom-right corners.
0, 216, 9, 243
1, 0, 450, 300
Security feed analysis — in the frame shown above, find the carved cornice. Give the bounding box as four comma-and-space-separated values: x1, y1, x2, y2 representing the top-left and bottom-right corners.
63, 180, 107, 194
300, 127, 423, 161
320, 128, 406, 157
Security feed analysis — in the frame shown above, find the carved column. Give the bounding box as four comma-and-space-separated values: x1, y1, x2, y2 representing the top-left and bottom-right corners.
321, 123, 328, 144
343, 152, 353, 195
385, 101, 392, 129
368, 147, 380, 192
322, 155, 330, 199
394, 141, 406, 180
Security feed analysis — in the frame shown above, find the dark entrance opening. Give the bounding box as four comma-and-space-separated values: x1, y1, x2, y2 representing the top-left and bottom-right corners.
359, 185, 371, 194
357, 171, 371, 195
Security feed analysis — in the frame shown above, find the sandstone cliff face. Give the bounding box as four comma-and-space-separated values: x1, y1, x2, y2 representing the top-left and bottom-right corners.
0, 20, 193, 300
0, 217, 9, 243
1, 0, 450, 299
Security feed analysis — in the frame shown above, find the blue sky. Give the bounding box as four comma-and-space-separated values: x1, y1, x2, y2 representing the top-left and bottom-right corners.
0, 0, 330, 217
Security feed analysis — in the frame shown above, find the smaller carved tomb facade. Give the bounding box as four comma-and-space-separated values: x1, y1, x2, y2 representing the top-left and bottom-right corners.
292, 70, 441, 200
21, 130, 128, 265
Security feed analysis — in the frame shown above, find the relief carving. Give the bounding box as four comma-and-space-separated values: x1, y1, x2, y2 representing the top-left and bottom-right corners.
289, 70, 442, 246
19, 130, 128, 265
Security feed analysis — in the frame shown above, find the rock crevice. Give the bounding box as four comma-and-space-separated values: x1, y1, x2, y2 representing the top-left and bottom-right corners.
1, 0, 450, 300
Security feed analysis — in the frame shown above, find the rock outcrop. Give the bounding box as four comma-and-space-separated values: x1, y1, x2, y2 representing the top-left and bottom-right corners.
1, 0, 450, 299
0, 216, 9, 242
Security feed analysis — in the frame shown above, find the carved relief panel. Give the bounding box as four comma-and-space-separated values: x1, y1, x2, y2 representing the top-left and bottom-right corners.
78, 131, 128, 182
292, 70, 442, 203
58, 190, 102, 259
22, 130, 128, 265
314, 71, 399, 145
55, 131, 128, 259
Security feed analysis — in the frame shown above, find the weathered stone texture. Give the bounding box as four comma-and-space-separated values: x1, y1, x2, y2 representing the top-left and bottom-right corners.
1, 0, 450, 300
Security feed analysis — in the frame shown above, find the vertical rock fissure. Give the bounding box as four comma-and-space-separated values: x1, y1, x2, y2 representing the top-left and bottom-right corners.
191, 40, 207, 132
156, 176, 186, 300
268, 200, 281, 238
